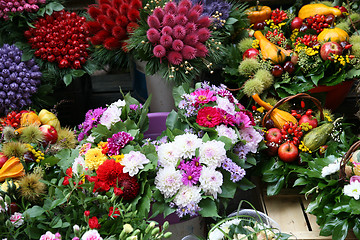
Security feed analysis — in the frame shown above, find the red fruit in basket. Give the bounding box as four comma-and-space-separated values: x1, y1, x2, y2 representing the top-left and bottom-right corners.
299, 24, 308, 32
335, 6, 348, 18
291, 52, 299, 65
0, 152, 8, 168
278, 142, 298, 162
253, 21, 265, 30
299, 114, 318, 128
320, 42, 342, 61
266, 141, 279, 157
283, 61, 295, 75
265, 128, 282, 144
243, 48, 259, 60
39, 125, 58, 144
264, 119, 275, 129
271, 65, 283, 77
325, 14, 335, 24
291, 17, 303, 30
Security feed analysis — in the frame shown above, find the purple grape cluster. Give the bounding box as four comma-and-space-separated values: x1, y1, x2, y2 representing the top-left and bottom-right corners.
0, 44, 42, 115
0, 0, 46, 20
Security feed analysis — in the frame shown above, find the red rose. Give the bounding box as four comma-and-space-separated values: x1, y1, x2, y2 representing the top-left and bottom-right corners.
196, 106, 222, 128
84, 210, 90, 217
88, 216, 101, 229
108, 207, 121, 218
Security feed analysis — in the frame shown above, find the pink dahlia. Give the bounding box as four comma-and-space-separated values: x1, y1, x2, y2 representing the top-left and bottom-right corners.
196, 107, 222, 128
107, 131, 134, 155
191, 89, 217, 105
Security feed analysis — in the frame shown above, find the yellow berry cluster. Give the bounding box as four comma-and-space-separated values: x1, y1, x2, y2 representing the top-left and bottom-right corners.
211, 11, 226, 29
324, 113, 333, 122
300, 122, 313, 131
257, 107, 265, 113
290, 29, 299, 42
265, 19, 286, 29
295, 45, 319, 56
252, 39, 259, 49
298, 141, 312, 153
333, 54, 351, 66
26, 144, 44, 163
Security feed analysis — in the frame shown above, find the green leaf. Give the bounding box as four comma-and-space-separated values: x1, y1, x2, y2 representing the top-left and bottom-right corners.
219, 172, 237, 198
333, 220, 349, 240
293, 177, 308, 187
349, 199, 360, 214
237, 178, 256, 191
218, 136, 233, 151
63, 73, 72, 86
226, 17, 238, 25
267, 176, 285, 196
166, 110, 178, 130
21, 51, 33, 61
56, 149, 80, 172
353, 219, 360, 239
199, 198, 219, 218
24, 206, 45, 218
47, 2, 64, 11
346, 68, 360, 79
71, 69, 86, 78
310, 71, 324, 85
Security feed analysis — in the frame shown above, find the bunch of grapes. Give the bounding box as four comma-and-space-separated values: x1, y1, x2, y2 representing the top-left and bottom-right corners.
0, 0, 45, 20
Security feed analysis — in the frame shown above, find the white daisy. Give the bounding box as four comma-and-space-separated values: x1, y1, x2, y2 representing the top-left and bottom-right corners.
215, 125, 238, 144
173, 185, 202, 208
155, 166, 183, 198
174, 133, 202, 159
344, 181, 360, 200
157, 142, 182, 167
122, 151, 150, 177
199, 140, 226, 168
199, 167, 223, 198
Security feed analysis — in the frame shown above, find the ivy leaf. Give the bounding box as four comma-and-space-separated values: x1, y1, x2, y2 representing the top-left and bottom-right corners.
71, 69, 86, 78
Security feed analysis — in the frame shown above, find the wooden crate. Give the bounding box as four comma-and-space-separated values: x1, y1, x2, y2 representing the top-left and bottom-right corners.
258, 189, 357, 240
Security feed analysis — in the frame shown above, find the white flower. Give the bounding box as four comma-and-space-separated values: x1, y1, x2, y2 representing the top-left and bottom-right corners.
174, 133, 202, 159
81, 229, 103, 240
344, 181, 360, 200
199, 167, 223, 198
123, 223, 134, 233
73, 224, 80, 232
215, 125, 238, 144
216, 97, 236, 115
110, 99, 126, 108
157, 142, 182, 167
99, 105, 123, 129
199, 140, 226, 168
72, 156, 86, 176
321, 157, 341, 178
173, 185, 202, 208
0, 196, 8, 213
155, 166, 183, 198
208, 219, 242, 240
238, 128, 263, 153
10, 212, 24, 228
122, 151, 150, 177
39, 231, 56, 240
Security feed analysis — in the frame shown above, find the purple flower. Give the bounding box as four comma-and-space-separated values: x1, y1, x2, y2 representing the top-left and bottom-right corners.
77, 107, 107, 141
193, 0, 231, 28
129, 104, 139, 110
222, 158, 246, 182
179, 157, 202, 186
107, 132, 134, 155
176, 202, 201, 218
234, 111, 251, 128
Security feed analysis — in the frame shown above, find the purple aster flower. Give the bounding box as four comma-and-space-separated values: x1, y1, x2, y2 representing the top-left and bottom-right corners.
129, 104, 139, 111
107, 131, 134, 155
175, 202, 201, 218
193, 0, 231, 28
77, 107, 107, 141
222, 158, 245, 182
182, 167, 201, 186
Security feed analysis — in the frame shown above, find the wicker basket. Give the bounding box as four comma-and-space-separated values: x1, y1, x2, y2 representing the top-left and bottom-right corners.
339, 140, 360, 181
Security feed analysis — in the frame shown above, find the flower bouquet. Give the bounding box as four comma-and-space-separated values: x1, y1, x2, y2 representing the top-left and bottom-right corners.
223, 1, 360, 103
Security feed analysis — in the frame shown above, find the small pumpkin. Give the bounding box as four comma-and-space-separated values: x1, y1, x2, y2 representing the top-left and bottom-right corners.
254, 31, 289, 64
0, 156, 25, 182
20, 111, 41, 127
245, 4, 272, 24
252, 94, 297, 129
317, 27, 349, 43
298, 3, 342, 19
38, 109, 60, 131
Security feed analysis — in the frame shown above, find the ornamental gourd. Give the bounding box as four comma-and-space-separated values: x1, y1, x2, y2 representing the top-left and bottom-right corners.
254, 31, 289, 64
20, 111, 41, 127
245, 5, 272, 24
252, 94, 297, 129
38, 109, 60, 131
298, 3, 342, 19
0, 157, 25, 182
318, 27, 349, 43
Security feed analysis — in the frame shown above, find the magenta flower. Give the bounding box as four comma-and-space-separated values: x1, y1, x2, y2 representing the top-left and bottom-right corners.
172, 39, 184, 51
147, 15, 161, 29
107, 132, 134, 155
168, 51, 183, 65
147, 28, 160, 43
153, 45, 166, 58
162, 26, 173, 35
153, 7, 164, 21
173, 25, 186, 39
191, 89, 217, 105
350, 175, 360, 183
234, 111, 252, 128
218, 108, 236, 126
160, 35, 173, 48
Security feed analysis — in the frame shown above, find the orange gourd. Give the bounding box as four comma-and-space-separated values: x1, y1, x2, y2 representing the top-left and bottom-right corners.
20, 111, 41, 127
245, 5, 272, 24
252, 94, 297, 129
298, 3, 342, 19
254, 31, 289, 64
317, 27, 349, 43
38, 109, 60, 131
0, 157, 25, 182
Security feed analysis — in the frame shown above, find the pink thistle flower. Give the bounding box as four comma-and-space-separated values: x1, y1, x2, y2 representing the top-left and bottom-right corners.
184, 33, 198, 46
173, 25, 186, 40
116, 15, 128, 27
146, 28, 160, 43
112, 26, 126, 39
187, 9, 199, 22
168, 51, 183, 65
161, 26, 173, 36
106, 7, 119, 20
177, 7, 188, 16
164, 1, 177, 14
160, 35, 173, 48
172, 39, 184, 51
119, 3, 129, 15
153, 45, 166, 58
147, 15, 161, 29
128, 8, 140, 22
191, 89, 217, 105
197, 16, 211, 28
195, 43, 208, 57
185, 22, 197, 34
197, 27, 211, 42
153, 7, 164, 21
175, 15, 187, 26
181, 45, 196, 60
130, 0, 142, 9
179, 0, 192, 10
191, 4, 203, 14
162, 13, 175, 27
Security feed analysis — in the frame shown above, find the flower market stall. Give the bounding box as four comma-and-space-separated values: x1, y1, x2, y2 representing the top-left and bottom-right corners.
0, 0, 360, 239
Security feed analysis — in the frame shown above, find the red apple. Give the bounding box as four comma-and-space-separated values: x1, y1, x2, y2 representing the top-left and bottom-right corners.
265, 128, 282, 144
290, 52, 299, 65
243, 48, 259, 60
299, 114, 318, 128
320, 42, 343, 61
39, 125, 58, 144
0, 152, 8, 168
278, 142, 299, 163
291, 17, 303, 30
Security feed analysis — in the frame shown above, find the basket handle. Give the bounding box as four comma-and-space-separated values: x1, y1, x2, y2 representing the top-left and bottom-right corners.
339, 140, 360, 181
261, 93, 324, 128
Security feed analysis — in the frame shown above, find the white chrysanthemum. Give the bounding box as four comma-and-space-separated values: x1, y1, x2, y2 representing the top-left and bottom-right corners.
344, 181, 360, 200
321, 158, 341, 178
110, 99, 126, 108
155, 166, 183, 198
99, 105, 123, 129
215, 125, 238, 144
174, 133, 202, 159
173, 185, 202, 208
199, 167, 223, 198
199, 140, 226, 168
208, 219, 241, 240
216, 97, 236, 115
157, 142, 182, 167
72, 156, 86, 176
122, 151, 150, 177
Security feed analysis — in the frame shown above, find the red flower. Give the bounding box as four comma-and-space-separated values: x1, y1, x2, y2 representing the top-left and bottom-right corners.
196, 107, 222, 128
117, 173, 140, 201
62, 167, 73, 186
88, 216, 101, 229
160, 35, 173, 48
84, 210, 90, 217
96, 159, 124, 186
153, 45, 166, 58
168, 51, 183, 65
114, 187, 124, 196
108, 207, 121, 218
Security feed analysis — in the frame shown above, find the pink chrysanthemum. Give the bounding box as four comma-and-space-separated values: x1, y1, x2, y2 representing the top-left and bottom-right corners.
168, 51, 183, 65
173, 25, 186, 39
107, 132, 134, 155
153, 45, 166, 58
160, 35, 173, 48
163, 13, 176, 27
191, 89, 217, 105
162, 26, 173, 36
172, 39, 184, 51
147, 28, 160, 43
147, 15, 161, 29
182, 45, 196, 60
